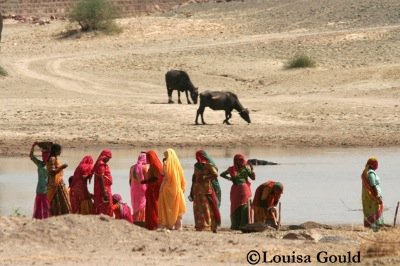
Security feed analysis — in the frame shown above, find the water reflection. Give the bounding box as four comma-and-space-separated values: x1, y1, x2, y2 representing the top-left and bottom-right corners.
1, 147, 399, 226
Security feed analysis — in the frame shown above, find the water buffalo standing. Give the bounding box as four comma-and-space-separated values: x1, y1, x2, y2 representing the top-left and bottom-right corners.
195, 90, 251, 125
165, 70, 198, 104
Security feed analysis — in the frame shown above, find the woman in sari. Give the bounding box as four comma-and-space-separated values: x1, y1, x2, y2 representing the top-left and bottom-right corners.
129, 152, 148, 223
112, 194, 133, 223
70, 155, 94, 214
30, 142, 51, 219
93, 149, 113, 216
220, 154, 255, 230
361, 157, 384, 230
253, 181, 283, 228
158, 148, 186, 230
46, 143, 71, 216
190, 150, 221, 232
141, 150, 164, 230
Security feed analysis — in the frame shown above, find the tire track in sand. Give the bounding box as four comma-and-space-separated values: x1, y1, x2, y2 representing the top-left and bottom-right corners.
11, 24, 400, 97
14, 55, 117, 96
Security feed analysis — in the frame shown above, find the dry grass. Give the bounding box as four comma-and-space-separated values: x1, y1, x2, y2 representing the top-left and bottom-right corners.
0, 65, 7, 76
360, 228, 400, 258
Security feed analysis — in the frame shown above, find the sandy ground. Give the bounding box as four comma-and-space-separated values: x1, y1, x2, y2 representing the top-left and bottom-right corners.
1, 0, 400, 265
1, 0, 400, 157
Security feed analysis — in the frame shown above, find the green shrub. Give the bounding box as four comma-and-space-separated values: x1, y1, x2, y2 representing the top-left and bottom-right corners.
285, 52, 316, 69
11, 208, 24, 217
68, 0, 121, 33
0, 65, 8, 76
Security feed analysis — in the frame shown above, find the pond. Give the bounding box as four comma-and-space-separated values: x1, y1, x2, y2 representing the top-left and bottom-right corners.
1, 147, 399, 226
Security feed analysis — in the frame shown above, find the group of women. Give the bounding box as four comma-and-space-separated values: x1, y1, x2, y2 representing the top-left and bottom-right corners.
29, 143, 187, 231
29, 141, 384, 231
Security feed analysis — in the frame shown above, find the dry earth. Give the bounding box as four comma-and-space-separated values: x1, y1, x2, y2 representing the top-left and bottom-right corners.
1, 0, 400, 265
1, 0, 400, 157
1, 215, 400, 266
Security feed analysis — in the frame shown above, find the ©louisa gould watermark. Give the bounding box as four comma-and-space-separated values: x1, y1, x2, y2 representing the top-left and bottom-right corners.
246, 250, 361, 265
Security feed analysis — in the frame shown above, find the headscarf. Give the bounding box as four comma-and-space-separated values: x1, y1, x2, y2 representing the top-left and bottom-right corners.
367, 157, 378, 170
93, 149, 112, 172
146, 150, 163, 185
361, 157, 379, 198
195, 149, 221, 208
195, 150, 218, 170
133, 152, 147, 182
229, 153, 246, 177
273, 182, 284, 194
72, 155, 94, 185
163, 149, 186, 192
146, 150, 163, 176
112, 193, 122, 203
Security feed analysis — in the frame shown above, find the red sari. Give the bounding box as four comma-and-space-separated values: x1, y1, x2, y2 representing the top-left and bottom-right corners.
143, 150, 163, 230
70, 155, 94, 214
93, 150, 113, 216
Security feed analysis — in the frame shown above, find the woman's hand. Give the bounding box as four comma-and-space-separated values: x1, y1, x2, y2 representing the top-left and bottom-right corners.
103, 194, 109, 203
377, 196, 383, 204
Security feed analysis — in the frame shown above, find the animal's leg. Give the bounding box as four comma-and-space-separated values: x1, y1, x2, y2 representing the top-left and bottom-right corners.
185, 90, 191, 104
178, 91, 182, 104
224, 111, 232, 125
195, 106, 206, 125
201, 111, 206, 124
195, 110, 200, 125
167, 88, 174, 104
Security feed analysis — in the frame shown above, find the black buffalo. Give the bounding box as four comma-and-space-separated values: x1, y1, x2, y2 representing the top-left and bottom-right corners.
165, 70, 198, 104
195, 90, 251, 125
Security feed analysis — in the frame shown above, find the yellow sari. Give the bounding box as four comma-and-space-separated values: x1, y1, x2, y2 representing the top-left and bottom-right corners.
46, 156, 71, 216
158, 149, 186, 229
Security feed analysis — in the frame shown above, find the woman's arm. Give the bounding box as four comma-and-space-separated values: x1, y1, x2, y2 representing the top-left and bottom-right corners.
203, 164, 218, 181
368, 171, 382, 203
98, 174, 108, 202
29, 142, 41, 166
247, 163, 256, 180
29, 142, 36, 159
372, 186, 382, 204
141, 167, 158, 184
220, 169, 231, 180
47, 157, 68, 176
129, 166, 134, 186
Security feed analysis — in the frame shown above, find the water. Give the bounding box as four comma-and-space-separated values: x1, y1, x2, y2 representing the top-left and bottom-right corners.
1, 147, 399, 226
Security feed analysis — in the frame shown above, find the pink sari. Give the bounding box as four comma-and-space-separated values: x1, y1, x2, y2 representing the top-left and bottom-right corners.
33, 194, 50, 219
130, 152, 147, 222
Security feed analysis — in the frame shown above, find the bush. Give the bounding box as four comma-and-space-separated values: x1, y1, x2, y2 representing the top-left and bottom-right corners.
285, 52, 316, 69
0, 65, 7, 76
68, 0, 121, 33
11, 208, 24, 217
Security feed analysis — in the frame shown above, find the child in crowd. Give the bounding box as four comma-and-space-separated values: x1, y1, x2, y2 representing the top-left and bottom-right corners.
29, 141, 52, 219
112, 194, 133, 223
